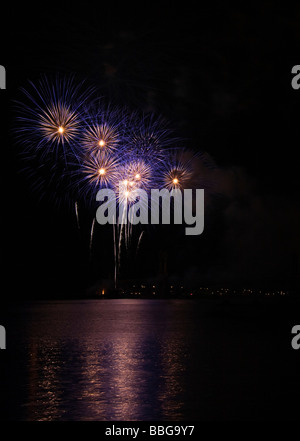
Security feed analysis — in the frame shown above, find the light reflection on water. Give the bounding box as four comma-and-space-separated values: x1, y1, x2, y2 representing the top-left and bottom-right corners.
10, 300, 194, 421
3, 298, 299, 421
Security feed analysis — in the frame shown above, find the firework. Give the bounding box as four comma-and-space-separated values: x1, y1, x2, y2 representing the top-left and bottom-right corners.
81, 122, 119, 154
161, 149, 196, 190
81, 150, 120, 192
79, 102, 126, 155
111, 158, 153, 207
14, 74, 217, 288
14, 75, 94, 159
123, 112, 178, 163
123, 159, 153, 189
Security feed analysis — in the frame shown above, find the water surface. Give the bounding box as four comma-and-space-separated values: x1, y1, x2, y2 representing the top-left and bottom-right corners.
0, 299, 299, 420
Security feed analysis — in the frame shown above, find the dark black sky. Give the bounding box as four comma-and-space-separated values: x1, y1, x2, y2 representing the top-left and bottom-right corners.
1, 3, 299, 298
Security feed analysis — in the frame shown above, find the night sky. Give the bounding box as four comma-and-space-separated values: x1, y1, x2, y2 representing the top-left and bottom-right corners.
1, 3, 299, 299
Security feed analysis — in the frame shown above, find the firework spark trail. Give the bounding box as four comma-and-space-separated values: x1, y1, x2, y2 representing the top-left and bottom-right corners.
136, 231, 144, 255
89, 217, 96, 260
113, 217, 118, 289
117, 209, 127, 272
126, 208, 133, 250
75, 201, 80, 230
